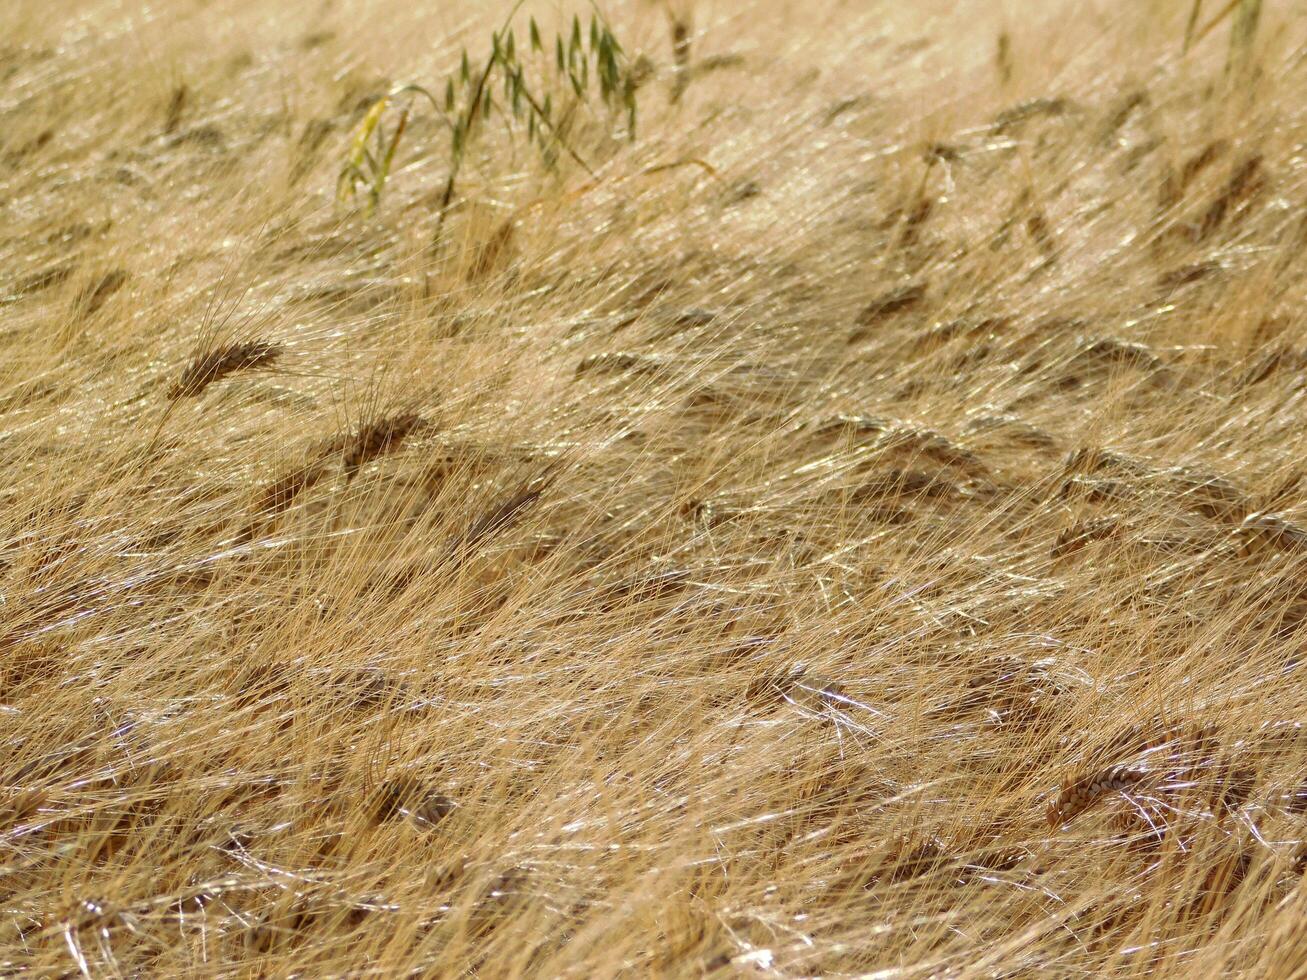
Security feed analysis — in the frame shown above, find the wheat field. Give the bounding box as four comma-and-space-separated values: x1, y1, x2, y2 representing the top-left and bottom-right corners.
2, 0, 1306, 975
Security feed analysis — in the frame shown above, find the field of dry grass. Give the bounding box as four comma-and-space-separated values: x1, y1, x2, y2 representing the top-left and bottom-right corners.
2, 0, 1307, 974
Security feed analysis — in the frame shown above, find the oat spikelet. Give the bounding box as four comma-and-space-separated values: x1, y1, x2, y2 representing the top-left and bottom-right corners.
669, 13, 692, 104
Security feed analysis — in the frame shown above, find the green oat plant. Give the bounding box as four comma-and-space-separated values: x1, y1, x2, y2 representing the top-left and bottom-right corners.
1183, 0, 1263, 68
337, 3, 640, 237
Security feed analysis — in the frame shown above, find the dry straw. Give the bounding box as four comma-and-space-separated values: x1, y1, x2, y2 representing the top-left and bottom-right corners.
1, 0, 1305, 975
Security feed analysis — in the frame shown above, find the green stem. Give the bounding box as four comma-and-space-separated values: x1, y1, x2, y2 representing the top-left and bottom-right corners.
515, 78, 597, 178
1183, 0, 1205, 53
433, 48, 498, 243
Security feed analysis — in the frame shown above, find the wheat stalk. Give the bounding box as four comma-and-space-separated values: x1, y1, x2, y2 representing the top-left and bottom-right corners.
1047, 766, 1149, 828
168, 341, 282, 400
